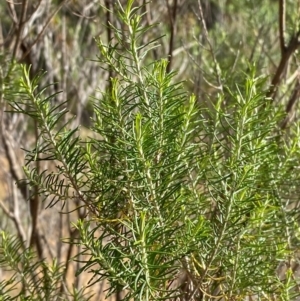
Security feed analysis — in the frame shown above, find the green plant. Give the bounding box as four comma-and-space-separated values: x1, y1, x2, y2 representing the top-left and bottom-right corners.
1, 1, 300, 301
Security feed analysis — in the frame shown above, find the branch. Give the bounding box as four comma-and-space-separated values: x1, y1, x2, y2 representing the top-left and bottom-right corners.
267, 0, 300, 101
279, 0, 286, 55
267, 32, 300, 100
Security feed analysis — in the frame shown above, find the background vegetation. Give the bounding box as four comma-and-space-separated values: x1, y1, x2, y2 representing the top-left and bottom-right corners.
1, 0, 300, 300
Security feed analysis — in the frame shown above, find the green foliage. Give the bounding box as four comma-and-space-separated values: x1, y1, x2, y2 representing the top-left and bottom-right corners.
0, 231, 65, 300
2, 1, 300, 301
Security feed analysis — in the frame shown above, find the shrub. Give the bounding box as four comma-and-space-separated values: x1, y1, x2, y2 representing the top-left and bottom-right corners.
1, 1, 300, 300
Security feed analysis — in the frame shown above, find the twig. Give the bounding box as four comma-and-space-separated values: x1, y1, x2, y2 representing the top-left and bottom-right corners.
105, 0, 113, 90
1, 131, 27, 199
166, 0, 178, 73
281, 75, 300, 129
6, 0, 19, 27
19, 0, 71, 63
29, 121, 43, 259
248, 25, 265, 64
143, 0, 158, 60
0, 178, 27, 245
11, 0, 29, 62
267, 0, 300, 100
196, 0, 223, 92
11, 183, 27, 246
